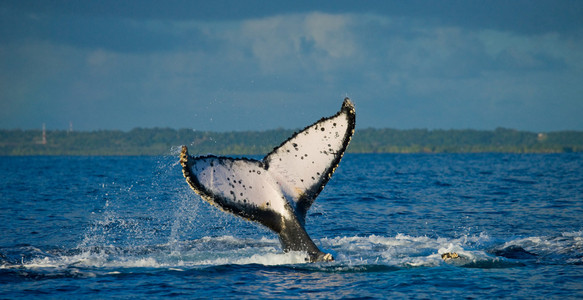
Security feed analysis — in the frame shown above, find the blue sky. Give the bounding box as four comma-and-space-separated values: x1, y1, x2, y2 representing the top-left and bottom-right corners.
1, 0, 582, 132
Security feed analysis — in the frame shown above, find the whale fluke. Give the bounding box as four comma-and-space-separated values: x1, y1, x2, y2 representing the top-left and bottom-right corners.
180, 98, 355, 262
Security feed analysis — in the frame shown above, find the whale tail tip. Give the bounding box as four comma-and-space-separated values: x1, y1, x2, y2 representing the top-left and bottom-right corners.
180, 145, 194, 178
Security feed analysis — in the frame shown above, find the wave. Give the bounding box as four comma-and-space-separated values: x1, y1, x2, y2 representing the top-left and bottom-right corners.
1, 231, 581, 280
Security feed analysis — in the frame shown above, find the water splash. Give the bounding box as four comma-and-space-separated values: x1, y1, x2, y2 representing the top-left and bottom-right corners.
4, 231, 582, 281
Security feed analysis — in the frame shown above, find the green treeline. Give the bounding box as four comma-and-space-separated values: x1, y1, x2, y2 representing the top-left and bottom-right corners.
348, 128, 583, 153
1, 127, 582, 156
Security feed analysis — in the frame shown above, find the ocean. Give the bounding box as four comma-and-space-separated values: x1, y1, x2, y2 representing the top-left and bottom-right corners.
1, 153, 582, 298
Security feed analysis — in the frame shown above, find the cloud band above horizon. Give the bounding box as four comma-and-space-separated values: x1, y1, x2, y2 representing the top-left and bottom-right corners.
1, 1, 582, 132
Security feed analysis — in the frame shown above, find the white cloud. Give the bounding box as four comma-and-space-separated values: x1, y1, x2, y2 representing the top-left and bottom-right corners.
226, 13, 360, 74
303, 13, 356, 58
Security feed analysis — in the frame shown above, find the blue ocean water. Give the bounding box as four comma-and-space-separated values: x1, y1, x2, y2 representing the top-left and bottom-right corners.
1, 153, 582, 298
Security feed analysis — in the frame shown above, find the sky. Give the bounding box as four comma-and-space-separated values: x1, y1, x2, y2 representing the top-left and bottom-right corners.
1, 0, 582, 132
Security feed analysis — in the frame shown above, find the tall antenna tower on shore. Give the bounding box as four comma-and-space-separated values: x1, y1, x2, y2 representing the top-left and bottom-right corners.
41, 123, 47, 145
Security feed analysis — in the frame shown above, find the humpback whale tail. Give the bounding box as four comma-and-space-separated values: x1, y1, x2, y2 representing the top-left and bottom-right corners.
180, 98, 355, 262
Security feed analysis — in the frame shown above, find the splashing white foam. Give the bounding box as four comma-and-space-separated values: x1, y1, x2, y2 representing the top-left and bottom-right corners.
4, 232, 582, 275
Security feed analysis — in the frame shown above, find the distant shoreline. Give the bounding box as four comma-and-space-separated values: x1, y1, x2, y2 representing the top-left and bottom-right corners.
1, 127, 582, 156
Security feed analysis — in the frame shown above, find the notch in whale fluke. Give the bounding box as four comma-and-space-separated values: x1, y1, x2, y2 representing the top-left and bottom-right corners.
180, 98, 355, 262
